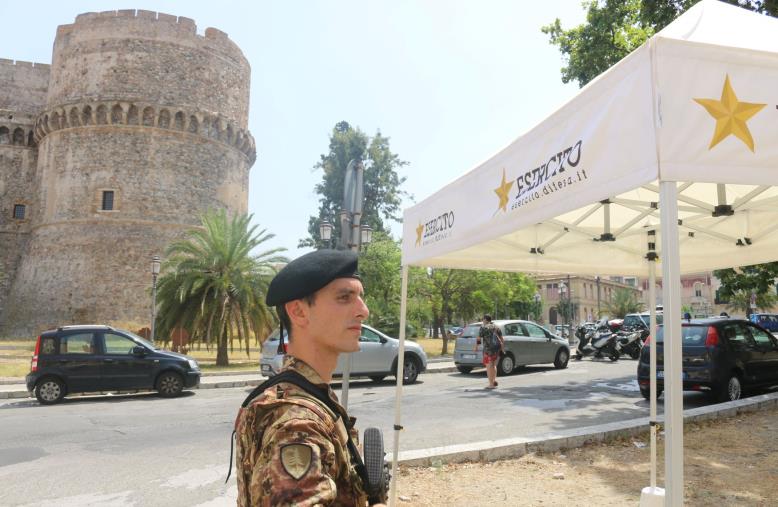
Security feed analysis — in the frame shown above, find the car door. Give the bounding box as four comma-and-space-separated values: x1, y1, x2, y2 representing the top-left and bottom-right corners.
355, 327, 392, 374
99, 332, 156, 390
56, 332, 103, 392
520, 322, 549, 363
745, 324, 778, 384
502, 322, 530, 365
721, 322, 760, 384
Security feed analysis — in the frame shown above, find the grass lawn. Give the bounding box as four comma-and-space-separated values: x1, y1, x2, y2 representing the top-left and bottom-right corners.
0, 361, 30, 377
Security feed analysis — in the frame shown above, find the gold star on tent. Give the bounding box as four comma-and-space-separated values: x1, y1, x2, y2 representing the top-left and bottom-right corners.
415, 222, 423, 246
693, 75, 766, 152
494, 168, 514, 213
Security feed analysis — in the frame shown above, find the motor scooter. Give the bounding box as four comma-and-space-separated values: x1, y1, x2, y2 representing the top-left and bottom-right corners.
615, 328, 644, 359
575, 319, 620, 361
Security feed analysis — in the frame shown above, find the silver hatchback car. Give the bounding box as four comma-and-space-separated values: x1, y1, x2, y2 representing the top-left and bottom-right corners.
260, 324, 428, 384
454, 320, 570, 376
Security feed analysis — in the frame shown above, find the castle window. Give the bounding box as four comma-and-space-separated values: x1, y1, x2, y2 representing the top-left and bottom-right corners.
13, 204, 26, 219
102, 191, 115, 211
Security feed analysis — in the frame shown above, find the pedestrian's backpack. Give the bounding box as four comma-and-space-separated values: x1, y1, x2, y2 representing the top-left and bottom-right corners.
485, 326, 500, 353
226, 370, 371, 502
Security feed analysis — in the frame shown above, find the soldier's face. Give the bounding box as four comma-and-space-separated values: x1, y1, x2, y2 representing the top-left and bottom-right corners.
306, 277, 369, 354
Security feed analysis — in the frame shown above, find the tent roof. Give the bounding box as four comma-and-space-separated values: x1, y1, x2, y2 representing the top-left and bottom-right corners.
400, 0, 778, 275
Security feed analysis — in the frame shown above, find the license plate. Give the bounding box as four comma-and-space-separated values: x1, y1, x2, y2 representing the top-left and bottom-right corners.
462, 354, 476, 360
657, 371, 686, 379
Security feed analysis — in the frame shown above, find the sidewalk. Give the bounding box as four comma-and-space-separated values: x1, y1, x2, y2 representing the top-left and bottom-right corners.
0, 358, 459, 399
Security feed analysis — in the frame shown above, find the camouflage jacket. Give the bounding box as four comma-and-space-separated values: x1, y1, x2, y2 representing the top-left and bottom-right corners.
235, 356, 368, 506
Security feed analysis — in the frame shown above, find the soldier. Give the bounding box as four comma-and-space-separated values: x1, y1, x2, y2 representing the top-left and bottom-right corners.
233, 249, 387, 506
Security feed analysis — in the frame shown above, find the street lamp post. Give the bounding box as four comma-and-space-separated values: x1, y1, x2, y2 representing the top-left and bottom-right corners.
333, 158, 373, 410
559, 280, 569, 327
319, 219, 333, 249
150, 255, 161, 344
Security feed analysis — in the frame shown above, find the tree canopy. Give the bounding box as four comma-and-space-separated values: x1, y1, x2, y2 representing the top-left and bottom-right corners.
543, 0, 777, 88
155, 210, 287, 366
300, 121, 410, 248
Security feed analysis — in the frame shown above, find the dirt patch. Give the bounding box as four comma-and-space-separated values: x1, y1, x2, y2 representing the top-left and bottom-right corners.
397, 406, 778, 506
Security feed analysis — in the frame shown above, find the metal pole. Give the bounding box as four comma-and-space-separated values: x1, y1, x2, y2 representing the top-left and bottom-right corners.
389, 265, 409, 507
660, 182, 683, 506
340, 159, 364, 410
150, 272, 158, 344
648, 231, 658, 489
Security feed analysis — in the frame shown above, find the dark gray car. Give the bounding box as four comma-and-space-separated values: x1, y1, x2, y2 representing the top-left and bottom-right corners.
454, 320, 570, 375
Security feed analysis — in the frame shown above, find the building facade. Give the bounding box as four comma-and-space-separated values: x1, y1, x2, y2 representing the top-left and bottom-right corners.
0, 10, 255, 337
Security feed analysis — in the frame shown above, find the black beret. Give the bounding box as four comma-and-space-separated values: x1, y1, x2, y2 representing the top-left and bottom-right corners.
266, 249, 360, 306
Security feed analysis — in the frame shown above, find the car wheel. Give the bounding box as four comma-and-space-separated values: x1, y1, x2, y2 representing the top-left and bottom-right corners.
399, 356, 420, 384
156, 371, 184, 398
369, 375, 386, 383
717, 373, 742, 402
497, 353, 515, 376
640, 387, 662, 401
456, 366, 473, 374
554, 348, 569, 369
35, 376, 65, 405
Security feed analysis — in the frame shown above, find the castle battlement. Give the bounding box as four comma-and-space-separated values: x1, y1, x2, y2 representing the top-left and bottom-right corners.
55, 10, 246, 66
0, 59, 51, 70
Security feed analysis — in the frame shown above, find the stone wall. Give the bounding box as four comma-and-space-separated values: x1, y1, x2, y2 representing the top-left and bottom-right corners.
0, 11, 253, 337
0, 60, 47, 327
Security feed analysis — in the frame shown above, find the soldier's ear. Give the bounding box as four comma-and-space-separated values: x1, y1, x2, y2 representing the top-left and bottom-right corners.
285, 300, 309, 328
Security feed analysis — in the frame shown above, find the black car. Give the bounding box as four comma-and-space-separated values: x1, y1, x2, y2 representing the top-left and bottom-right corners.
26, 325, 201, 404
637, 318, 778, 402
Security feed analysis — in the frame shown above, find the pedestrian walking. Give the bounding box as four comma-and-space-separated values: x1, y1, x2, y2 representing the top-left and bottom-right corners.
476, 314, 504, 389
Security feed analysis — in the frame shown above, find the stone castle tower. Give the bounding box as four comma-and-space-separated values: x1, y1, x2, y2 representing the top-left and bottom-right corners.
0, 10, 255, 337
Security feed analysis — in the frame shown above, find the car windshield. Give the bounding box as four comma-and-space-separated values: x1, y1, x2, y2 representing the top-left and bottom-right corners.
654, 325, 707, 345
121, 330, 157, 350
461, 325, 480, 338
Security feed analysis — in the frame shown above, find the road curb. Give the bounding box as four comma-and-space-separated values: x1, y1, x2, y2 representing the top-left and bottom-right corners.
0, 365, 460, 398
396, 391, 778, 466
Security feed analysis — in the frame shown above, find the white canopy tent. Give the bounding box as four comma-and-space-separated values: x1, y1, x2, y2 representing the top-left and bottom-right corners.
388, 2, 778, 506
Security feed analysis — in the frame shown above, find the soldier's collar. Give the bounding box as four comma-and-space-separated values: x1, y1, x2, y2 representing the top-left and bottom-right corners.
282, 355, 329, 387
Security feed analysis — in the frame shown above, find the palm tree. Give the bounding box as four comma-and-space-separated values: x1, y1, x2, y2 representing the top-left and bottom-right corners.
726, 290, 778, 319
604, 288, 644, 318
156, 210, 287, 366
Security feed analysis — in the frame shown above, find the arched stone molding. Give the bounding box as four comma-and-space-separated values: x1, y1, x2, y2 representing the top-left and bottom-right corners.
0, 123, 36, 148
34, 101, 256, 163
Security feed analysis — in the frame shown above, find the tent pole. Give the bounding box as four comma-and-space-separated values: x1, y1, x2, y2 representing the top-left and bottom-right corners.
388, 264, 409, 507
648, 245, 658, 489
660, 182, 683, 506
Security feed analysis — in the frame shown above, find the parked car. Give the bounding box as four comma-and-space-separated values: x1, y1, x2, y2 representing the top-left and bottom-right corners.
454, 320, 570, 376
623, 312, 664, 330
637, 318, 778, 402
26, 325, 201, 405
750, 313, 778, 333
259, 324, 428, 384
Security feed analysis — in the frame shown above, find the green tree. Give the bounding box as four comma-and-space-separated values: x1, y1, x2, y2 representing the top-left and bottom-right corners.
543, 0, 777, 88
604, 288, 644, 318
358, 232, 403, 334
300, 121, 410, 248
714, 263, 778, 318
156, 210, 287, 366
557, 299, 580, 325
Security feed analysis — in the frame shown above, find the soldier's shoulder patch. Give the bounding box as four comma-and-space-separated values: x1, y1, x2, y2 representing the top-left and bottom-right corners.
280, 443, 313, 480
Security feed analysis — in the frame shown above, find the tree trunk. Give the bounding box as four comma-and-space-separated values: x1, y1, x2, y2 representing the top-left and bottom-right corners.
216, 328, 229, 367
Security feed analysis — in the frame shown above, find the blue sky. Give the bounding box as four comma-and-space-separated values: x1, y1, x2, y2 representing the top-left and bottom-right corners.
0, 0, 586, 260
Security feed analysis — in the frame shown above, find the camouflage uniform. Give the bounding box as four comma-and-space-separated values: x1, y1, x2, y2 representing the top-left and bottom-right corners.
235, 355, 369, 506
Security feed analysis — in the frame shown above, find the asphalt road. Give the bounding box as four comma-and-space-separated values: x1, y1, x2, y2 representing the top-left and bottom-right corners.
0, 359, 713, 506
